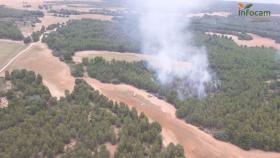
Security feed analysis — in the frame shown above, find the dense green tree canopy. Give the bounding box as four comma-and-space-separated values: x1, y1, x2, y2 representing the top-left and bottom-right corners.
0, 70, 185, 158
0, 22, 23, 40
43, 19, 141, 61
191, 15, 280, 43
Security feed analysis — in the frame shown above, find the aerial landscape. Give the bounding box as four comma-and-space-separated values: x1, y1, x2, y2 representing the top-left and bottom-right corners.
0, 0, 279, 158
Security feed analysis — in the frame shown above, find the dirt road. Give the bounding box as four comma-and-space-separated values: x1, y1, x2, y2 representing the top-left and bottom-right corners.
84, 77, 280, 158
0, 43, 34, 74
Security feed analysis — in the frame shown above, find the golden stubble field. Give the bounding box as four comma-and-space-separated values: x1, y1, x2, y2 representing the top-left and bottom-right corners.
3, 41, 75, 98
206, 32, 280, 49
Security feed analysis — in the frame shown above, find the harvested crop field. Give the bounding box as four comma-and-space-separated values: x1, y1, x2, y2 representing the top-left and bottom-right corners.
5, 42, 75, 98
206, 32, 280, 49
74, 50, 192, 71
84, 77, 280, 158
74, 50, 150, 62
0, 40, 26, 71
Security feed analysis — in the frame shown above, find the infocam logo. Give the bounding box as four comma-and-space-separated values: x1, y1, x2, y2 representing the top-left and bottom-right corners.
238, 2, 271, 16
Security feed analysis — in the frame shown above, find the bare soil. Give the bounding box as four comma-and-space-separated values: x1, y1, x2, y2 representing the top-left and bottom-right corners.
4, 42, 75, 98
64, 139, 77, 151
74, 50, 151, 63
105, 143, 117, 158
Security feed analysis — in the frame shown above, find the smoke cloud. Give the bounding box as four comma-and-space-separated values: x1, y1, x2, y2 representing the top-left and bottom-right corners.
132, 0, 212, 97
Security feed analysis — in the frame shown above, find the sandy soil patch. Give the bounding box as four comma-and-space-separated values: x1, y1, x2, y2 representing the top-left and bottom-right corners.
84, 77, 280, 158
105, 143, 117, 158
74, 51, 149, 63
4, 42, 75, 98
162, 127, 179, 146
206, 32, 280, 49
0, 97, 8, 108
64, 139, 77, 151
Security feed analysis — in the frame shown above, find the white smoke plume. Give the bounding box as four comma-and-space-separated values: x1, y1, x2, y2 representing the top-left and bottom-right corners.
128, 0, 211, 96
132, 0, 212, 97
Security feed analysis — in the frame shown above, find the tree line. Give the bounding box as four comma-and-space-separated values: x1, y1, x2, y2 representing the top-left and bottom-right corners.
191, 15, 280, 43
43, 19, 141, 62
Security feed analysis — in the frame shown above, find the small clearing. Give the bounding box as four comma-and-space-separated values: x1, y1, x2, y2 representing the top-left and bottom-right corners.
0, 97, 8, 108
64, 139, 77, 151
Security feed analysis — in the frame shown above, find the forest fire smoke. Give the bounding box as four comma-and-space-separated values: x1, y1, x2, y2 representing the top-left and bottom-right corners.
134, 0, 212, 97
